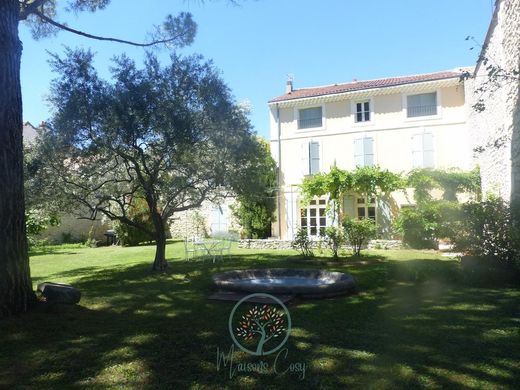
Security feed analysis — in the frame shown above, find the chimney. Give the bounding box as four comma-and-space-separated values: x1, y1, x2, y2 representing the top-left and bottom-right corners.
285, 74, 294, 94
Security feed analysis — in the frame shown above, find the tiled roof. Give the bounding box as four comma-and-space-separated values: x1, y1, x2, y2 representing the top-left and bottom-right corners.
269, 70, 463, 103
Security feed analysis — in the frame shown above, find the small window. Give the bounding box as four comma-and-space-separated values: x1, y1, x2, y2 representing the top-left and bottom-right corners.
355, 101, 370, 122
356, 196, 376, 221
407, 92, 437, 117
298, 107, 323, 129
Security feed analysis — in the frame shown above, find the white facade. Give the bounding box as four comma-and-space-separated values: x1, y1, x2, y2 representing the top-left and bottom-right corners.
269, 71, 475, 239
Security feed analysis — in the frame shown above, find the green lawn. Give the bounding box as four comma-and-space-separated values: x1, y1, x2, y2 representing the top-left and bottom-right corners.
1, 242, 519, 389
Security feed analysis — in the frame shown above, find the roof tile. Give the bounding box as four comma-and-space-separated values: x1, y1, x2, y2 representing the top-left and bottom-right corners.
269, 70, 463, 103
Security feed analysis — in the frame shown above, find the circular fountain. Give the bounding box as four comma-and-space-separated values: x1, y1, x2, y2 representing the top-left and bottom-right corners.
212, 269, 356, 298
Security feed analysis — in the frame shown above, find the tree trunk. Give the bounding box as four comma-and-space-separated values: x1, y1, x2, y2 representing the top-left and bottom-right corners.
151, 211, 168, 271
0, 1, 36, 317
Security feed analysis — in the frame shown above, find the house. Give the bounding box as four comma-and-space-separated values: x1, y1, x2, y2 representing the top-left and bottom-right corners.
269, 69, 475, 240
467, 0, 520, 202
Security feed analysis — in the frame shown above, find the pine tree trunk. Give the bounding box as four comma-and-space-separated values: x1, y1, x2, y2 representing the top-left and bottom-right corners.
151, 212, 168, 271
0, 0, 36, 317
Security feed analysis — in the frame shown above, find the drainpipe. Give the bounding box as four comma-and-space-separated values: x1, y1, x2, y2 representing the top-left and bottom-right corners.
276, 103, 282, 239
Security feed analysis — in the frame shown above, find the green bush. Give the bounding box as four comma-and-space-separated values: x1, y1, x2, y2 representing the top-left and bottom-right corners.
453, 197, 520, 271
343, 218, 377, 256
26, 209, 60, 246
114, 197, 155, 246
322, 226, 344, 260
393, 205, 438, 249
291, 228, 314, 258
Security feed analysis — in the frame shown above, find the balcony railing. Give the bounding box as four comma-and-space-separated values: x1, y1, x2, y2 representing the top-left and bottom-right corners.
298, 117, 322, 129
407, 105, 437, 118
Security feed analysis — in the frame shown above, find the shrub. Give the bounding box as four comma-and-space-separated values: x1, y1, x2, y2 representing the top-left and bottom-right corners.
26, 209, 60, 246
292, 228, 314, 258
343, 218, 377, 256
322, 226, 344, 260
393, 205, 438, 249
453, 197, 520, 271
114, 197, 155, 246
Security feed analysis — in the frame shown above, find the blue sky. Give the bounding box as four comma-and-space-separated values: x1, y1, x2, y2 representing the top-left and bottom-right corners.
20, 0, 494, 139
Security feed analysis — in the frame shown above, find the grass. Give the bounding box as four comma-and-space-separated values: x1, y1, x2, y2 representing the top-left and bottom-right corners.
1, 241, 519, 389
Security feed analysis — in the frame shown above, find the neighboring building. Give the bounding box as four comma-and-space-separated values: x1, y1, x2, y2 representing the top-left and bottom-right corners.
168, 198, 241, 239
269, 69, 475, 240
22, 121, 38, 144
23, 121, 111, 244
467, 0, 520, 202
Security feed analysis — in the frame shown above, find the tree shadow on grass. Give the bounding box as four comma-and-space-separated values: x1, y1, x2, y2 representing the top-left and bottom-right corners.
1, 256, 519, 389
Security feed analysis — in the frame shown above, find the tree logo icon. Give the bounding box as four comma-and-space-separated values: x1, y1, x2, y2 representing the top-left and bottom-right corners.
228, 293, 291, 356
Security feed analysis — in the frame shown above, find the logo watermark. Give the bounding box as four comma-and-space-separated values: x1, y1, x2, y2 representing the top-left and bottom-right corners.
216, 293, 307, 380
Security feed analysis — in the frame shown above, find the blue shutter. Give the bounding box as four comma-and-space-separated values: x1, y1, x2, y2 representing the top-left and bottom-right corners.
309, 141, 320, 174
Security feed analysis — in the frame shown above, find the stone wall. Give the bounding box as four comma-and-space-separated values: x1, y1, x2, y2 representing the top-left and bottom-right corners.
39, 214, 111, 244
467, 0, 520, 201
238, 238, 402, 250
168, 198, 241, 239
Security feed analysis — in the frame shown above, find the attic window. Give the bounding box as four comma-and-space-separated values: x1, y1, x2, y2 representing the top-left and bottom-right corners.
298, 107, 322, 129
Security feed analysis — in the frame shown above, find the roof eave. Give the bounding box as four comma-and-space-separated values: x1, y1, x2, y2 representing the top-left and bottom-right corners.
268, 76, 463, 107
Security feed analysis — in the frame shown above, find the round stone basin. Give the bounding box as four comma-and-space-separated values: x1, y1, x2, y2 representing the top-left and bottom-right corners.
212, 269, 356, 298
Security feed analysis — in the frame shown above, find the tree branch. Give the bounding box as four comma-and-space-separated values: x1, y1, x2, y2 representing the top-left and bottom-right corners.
19, 0, 48, 20
33, 10, 190, 47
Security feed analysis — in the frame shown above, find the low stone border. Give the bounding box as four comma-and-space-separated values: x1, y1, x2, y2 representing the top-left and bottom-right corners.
238, 238, 402, 250
212, 269, 356, 298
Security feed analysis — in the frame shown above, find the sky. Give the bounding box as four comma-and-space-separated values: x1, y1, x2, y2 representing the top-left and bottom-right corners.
20, 0, 495, 139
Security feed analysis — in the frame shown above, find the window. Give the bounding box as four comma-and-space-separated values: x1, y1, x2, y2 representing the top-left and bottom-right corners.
355, 101, 370, 122
407, 92, 437, 117
354, 137, 374, 167
298, 107, 322, 129
356, 196, 376, 221
301, 198, 327, 236
412, 132, 434, 168
211, 206, 228, 233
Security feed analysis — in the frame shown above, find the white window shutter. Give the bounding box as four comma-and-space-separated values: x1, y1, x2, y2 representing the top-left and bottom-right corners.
411, 134, 423, 168
364, 137, 374, 167
354, 138, 364, 167
301, 142, 310, 176
423, 133, 434, 168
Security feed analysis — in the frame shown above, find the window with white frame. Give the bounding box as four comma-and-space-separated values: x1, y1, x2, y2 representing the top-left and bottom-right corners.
412, 132, 434, 168
354, 137, 374, 167
355, 101, 371, 122
298, 107, 322, 129
211, 206, 228, 233
356, 196, 376, 221
300, 198, 327, 236
407, 92, 437, 117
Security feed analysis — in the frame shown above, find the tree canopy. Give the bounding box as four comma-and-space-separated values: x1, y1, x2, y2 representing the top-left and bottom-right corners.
1, 0, 214, 316
38, 48, 263, 270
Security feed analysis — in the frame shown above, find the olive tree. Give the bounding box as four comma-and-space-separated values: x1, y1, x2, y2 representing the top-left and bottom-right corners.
0, 0, 196, 316
41, 48, 263, 271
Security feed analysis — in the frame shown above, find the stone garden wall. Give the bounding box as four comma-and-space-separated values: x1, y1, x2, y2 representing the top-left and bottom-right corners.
238, 239, 402, 250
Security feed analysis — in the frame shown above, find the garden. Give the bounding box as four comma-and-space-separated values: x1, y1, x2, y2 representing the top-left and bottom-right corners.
1, 241, 519, 389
